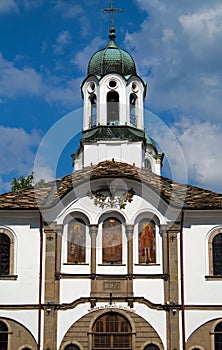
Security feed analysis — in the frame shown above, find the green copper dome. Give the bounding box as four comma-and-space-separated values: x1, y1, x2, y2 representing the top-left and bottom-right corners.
88, 28, 137, 77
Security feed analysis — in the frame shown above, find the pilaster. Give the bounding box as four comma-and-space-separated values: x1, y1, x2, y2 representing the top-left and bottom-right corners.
161, 223, 180, 350
90, 224, 98, 277
43, 223, 63, 350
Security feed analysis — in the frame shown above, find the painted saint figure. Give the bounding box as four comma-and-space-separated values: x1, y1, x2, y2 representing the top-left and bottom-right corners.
68, 221, 85, 263
102, 218, 122, 264
139, 220, 156, 264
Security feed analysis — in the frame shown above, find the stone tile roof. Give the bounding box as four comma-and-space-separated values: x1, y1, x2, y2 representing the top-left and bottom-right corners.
0, 160, 222, 210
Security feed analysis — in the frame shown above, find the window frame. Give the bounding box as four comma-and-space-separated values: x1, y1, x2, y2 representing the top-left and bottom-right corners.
92, 312, 132, 350
0, 227, 16, 279
0, 320, 8, 350
207, 228, 222, 279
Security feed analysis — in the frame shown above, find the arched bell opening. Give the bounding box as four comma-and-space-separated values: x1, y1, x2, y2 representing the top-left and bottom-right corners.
107, 91, 119, 125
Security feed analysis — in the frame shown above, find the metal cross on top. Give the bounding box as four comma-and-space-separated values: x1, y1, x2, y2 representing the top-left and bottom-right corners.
102, 0, 123, 28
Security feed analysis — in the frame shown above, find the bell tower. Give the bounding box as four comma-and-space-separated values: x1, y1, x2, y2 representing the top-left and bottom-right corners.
72, 2, 163, 174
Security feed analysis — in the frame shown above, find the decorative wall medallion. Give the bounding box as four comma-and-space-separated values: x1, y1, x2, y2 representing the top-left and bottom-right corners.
87, 186, 135, 209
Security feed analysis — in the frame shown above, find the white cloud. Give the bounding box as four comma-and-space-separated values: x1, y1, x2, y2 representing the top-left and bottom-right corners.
45, 77, 82, 106
0, 52, 80, 107
124, 1, 222, 125
33, 166, 54, 183
21, 0, 43, 9
0, 0, 18, 13
54, 2, 83, 18
0, 176, 11, 194
159, 119, 222, 193
73, 37, 105, 72
0, 126, 41, 175
179, 6, 222, 64
0, 126, 55, 193
0, 53, 42, 98
53, 31, 72, 55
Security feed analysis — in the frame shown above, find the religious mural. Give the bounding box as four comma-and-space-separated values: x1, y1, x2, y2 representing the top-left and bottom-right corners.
102, 218, 122, 264
67, 219, 86, 263
138, 219, 156, 264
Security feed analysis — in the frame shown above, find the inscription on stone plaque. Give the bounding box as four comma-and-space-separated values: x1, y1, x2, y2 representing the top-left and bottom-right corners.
103, 281, 121, 291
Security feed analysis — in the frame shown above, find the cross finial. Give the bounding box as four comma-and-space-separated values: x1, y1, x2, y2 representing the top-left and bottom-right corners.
102, 1, 123, 29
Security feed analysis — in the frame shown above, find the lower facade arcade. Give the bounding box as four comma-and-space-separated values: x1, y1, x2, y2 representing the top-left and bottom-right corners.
1, 311, 222, 350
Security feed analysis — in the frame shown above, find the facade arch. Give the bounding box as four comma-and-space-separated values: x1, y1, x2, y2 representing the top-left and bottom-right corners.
59, 308, 163, 350
0, 226, 17, 277
186, 317, 222, 350
0, 317, 37, 349
142, 343, 161, 350
63, 211, 90, 226
99, 74, 127, 126
131, 207, 165, 227
61, 340, 84, 350
98, 210, 127, 225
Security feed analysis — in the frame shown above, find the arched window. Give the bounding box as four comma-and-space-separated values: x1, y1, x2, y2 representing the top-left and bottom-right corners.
107, 91, 119, 124
93, 313, 132, 350
213, 233, 222, 275
64, 345, 80, 350
215, 321, 222, 350
138, 219, 156, 264
144, 344, 160, 350
0, 233, 10, 275
67, 219, 86, 264
90, 94, 97, 128
0, 321, 8, 350
22, 348, 32, 350
102, 218, 122, 264
130, 93, 137, 127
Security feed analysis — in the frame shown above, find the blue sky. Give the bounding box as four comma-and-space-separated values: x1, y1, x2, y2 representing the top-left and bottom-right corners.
1, 0, 222, 194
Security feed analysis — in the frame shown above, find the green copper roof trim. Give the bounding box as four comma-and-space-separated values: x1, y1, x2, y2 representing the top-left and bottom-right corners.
81, 125, 145, 143
145, 133, 158, 149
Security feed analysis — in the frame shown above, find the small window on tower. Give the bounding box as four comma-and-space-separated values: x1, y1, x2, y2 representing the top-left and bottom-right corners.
107, 91, 119, 124
109, 80, 117, 88
90, 94, 97, 128
130, 93, 137, 127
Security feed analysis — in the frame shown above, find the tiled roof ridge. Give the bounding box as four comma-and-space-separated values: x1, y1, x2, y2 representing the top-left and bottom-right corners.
0, 160, 222, 210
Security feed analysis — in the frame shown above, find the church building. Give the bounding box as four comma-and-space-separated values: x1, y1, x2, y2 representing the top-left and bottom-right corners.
1, 5, 222, 350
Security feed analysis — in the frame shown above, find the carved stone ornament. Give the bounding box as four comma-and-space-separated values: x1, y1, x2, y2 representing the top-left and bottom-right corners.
87, 186, 135, 209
